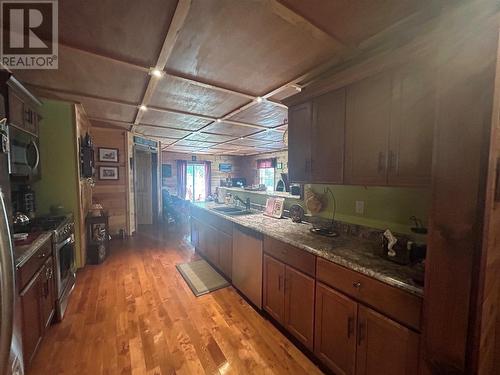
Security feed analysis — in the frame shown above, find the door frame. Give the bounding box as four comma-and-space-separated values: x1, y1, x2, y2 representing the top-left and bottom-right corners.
133, 145, 160, 228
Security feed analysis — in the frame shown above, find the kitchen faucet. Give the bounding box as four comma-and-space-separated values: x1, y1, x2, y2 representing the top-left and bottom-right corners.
234, 195, 251, 211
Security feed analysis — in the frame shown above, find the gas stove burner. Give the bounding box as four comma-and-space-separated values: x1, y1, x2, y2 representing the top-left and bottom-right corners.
310, 227, 339, 237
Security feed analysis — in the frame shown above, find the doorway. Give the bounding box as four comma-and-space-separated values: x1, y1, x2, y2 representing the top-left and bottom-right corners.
134, 148, 158, 226
186, 164, 206, 202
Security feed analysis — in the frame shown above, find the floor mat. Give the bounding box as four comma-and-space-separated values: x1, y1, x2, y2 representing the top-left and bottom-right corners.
176, 259, 230, 296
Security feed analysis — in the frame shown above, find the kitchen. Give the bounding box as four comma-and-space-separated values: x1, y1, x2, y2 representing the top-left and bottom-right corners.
0, 1, 499, 375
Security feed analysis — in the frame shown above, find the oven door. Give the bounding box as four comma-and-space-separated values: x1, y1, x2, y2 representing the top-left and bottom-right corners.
8, 127, 40, 181
55, 235, 75, 297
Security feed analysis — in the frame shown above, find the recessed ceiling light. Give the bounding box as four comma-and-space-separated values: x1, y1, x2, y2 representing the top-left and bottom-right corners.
216, 119, 222, 123
139, 105, 148, 111
239, 137, 244, 140
256, 97, 263, 103
151, 68, 163, 77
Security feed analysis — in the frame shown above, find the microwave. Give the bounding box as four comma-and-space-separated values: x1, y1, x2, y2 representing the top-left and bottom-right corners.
8, 125, 41, 181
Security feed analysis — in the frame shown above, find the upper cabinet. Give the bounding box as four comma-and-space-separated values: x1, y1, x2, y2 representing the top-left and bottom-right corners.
6, 76, 42, 136
288, 88, 346, 184
286, 62, 435, 187
288, 102, 312, 183
345, 72, 393, 185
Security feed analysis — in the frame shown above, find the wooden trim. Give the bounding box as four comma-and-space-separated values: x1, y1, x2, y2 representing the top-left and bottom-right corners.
133, 0, 192, 128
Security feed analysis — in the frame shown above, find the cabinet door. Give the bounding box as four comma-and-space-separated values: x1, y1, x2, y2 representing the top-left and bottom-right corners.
388, 64, 435, 186
263, 255, 285, 323
345, 71, 393, 185
8, 89, 24, 130
218, 231, 232, 280
315, 282, 357, 375
311, 88, 346, 184
20, 268, 43, 368
40, 258, 55, 330
284, 265, 315, 350
288, 102, 312, 183
197, 222, 206, 256
191, 218, 200, 249
356, 305, 419, 375
205, 225, 219, 266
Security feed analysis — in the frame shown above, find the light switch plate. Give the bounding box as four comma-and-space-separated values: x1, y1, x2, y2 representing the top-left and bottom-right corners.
355, 201, 365, 215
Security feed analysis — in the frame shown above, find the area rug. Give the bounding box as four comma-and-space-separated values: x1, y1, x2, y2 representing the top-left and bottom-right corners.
176, 259, 230, 296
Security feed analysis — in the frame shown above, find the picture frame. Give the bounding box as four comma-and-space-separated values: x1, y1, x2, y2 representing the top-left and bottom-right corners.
99, 166, 119, 180
98, 147, 119, 163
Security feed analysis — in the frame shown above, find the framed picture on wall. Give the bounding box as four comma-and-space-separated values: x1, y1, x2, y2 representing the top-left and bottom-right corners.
98, 147, 119, 163
99, 166, 119, 180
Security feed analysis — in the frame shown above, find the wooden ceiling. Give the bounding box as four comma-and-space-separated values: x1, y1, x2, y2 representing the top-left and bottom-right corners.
13, 0, 429, 156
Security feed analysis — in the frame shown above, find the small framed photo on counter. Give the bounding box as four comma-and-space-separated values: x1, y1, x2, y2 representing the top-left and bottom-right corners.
99, 166, 119, 180
98, 147, 119, 163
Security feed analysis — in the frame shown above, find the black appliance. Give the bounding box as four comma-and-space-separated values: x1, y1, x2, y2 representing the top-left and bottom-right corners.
8, 126, 40, 181
12, 185, 35, 219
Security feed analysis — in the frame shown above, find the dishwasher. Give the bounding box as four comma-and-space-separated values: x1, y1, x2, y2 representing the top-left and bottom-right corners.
232, 225, 263, 309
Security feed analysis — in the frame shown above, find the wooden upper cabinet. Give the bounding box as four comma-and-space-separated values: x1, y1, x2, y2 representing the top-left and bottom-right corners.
345, 71, 393, 185
263, 255, 285, 323
315, 282, 357, 375
356, 305, 419, 375
288, 102, 312, 183
311, 88, 346, 184
284, 265, 315, 351
388, 64, 435, 186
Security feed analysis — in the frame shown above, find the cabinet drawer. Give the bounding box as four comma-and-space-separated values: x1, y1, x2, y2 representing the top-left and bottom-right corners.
18, 239, 52, 291
264, 236, 316, 277
316, 258, 422, 331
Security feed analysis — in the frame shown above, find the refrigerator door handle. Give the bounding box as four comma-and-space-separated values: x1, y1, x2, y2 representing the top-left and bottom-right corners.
0, 189, 15, 375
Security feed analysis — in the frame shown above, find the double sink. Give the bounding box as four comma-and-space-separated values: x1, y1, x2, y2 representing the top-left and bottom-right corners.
210, 205, 258, 216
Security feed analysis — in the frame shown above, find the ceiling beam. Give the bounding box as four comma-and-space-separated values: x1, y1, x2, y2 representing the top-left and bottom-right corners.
132, 0, 192, 130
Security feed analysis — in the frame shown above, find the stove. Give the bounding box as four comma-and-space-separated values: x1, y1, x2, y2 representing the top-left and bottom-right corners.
32, 214, 76, 321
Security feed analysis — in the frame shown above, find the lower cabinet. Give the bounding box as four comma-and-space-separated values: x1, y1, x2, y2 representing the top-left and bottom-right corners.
315, 282, 420, 375
192, 216, 233, 280
263, 254, 315, 350
20, 256, 56, 368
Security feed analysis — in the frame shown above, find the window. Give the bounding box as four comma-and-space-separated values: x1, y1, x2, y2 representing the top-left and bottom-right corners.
259, 167, 275, 192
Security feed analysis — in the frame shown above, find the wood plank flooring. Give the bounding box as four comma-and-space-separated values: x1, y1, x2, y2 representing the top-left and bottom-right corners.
29, 225, 323, 375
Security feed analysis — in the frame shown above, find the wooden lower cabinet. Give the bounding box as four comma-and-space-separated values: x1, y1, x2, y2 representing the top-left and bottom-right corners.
218, 231, 233, 280
315, 282, 357, 375
314, 282, 420, 375
205, 225, 219, 266
20, 267, 44, 368
263, 255, 315, 350
356, 305, 419, 375
40, 257, 56, 329
263, 254, 285, 323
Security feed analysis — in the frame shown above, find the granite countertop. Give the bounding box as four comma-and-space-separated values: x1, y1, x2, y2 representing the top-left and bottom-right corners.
14, 231, 53, 268
194, 202, 424, 297
220, 187, 302, 200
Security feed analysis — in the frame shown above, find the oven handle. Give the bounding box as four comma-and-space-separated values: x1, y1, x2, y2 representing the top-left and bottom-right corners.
56, 235, 74, 251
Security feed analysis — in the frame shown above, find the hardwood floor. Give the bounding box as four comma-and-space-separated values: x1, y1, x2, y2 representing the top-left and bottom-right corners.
29, 224, 323, 375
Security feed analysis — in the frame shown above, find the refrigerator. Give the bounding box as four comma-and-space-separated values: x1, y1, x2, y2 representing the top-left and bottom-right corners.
0, 94, 23, 374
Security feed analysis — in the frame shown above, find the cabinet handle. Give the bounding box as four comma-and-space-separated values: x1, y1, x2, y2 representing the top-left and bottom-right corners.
347, 316, 354, 338
377, 152, 385, 173
38, 253, 46, 259
46, 267, 53, 280
353, 281, 361, 289
358, 321, 366, 346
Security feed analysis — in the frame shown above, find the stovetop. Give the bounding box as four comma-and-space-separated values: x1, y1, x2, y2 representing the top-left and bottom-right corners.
31, 215, 69, 231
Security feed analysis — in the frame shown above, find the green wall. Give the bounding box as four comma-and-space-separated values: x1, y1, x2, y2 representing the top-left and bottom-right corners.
33, 100, 83, 263
222, 184, 430, 238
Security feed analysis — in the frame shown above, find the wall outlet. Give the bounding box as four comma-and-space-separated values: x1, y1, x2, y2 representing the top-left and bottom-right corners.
355, 201, 365, 215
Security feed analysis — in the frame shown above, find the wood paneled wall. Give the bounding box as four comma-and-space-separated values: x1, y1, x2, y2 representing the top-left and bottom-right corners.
90, 125, 129, 235
161, 152, 243, 197
239, 150, 288, 188
74, 104, 92, 265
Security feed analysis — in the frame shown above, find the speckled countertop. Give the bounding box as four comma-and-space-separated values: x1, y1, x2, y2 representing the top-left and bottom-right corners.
194, 202, 424, 296
14, 232, 53, 268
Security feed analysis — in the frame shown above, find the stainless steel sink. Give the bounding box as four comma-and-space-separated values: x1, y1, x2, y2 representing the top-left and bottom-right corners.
210, 206, 258, 216
211, 206, 244, 213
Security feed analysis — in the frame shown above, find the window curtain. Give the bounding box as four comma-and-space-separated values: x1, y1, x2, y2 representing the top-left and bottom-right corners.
176, 160, 187, 199
257, 157, 277, 169
204, 161, 212, 199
